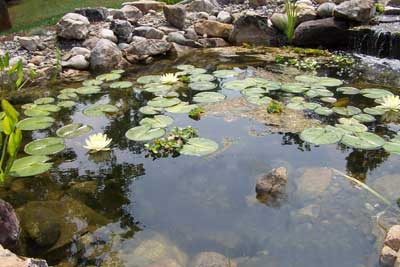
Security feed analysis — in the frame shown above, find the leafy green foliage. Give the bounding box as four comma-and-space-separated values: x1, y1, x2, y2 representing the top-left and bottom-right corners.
375, 3, 384, 14
188, 107, 205, 120
284, 0, 297, 43
267, 101, 284, 114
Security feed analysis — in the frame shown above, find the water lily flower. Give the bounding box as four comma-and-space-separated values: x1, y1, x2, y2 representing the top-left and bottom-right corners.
378, 95, 400, 112
83, 133, 112, 153
160, 73, 179, 84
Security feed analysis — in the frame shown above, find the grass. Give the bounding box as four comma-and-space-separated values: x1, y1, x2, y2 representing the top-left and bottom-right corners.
5, 0, 127, 34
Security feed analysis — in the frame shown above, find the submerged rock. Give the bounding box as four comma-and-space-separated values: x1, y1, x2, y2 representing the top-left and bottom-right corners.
0, 199, 20, 249
296, 167, 333, 200
190, 252, 236, 267
380, 245, 397, 267
255, 167, 288, 206
0, 244, 49, 267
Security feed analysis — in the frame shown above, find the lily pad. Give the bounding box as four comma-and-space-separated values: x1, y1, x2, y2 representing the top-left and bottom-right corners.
193, 92, 226, 103
24, 137, 65, 155
190, 74, 215, 82
332, 106, 361, 116
60, 88, 77, 94
364, 107, 386, 116
139, 105, 163, 115
125, 125, 165, 141
180, 138, 219, 156
76, 86, 101, 95
83, 104, 118, 117
57, 92, 78, 100
186, 68, 207, 75
29, 104, 60, 113
224, 79, 256, 91
241, 87, 267, 96
110, 81, 133, 89
137, 75, 161, 84
246, 95, 272, 106
337, 87, 360, 95
58, 101, 76, 108
295, 75, 320, 84
139, 115, 174, 128
320, 97, 337, 103
147, 97, 181, 108
34, 97, 55, 105
24, 108, 50, 117
17, 116, 55, 131
335, 122, 368, 133
305, 88, 334, 98
83, 79, 103, 86
282, 83, 308, 93
383, 141, 400, 155
96, 73, 121, 82
352, 113, 376, 123
9, 155, 52, 177
314, 107, 333, 116
316, 77, 343, 87
111, 69, 125, 74
165, 102, 198, 113
341, 132, 385, 150
56, 123, 93, 138
361, 88, 393, 99
300, 127, 343, 145
213, 69, 238, 78
177, 64, 195, 71
144, 84, 172, 94
189, 81, 217, 91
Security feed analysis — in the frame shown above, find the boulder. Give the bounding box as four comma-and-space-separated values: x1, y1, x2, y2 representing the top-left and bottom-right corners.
293, 17, 349, 47
270, 13, 288, 33
217, 11, 232, 23
0, 199, 20, 249
187, 0, 219, 14
296, 3, 317, 24
124, 37, 171, 61
122, 0, 166, 13
380, 245, 397, 267
74, 7, 109, 22
56, 13, 90, 40
117, 5, 144, 23
70, 47, 91, 59
385, 225, 400, 251
317, 2, 336, 18
170, 42, 197, 57
90, 39, 124, 72
230, 14, 281, 45
61, 55, 89, 70
334, 0, 376, 23
249, 0, 268, 8
190, 252, 235, 267
198, 37, 229, 47
255, 167, 288, 196
17, 36, 44, 51
167, 32, 202, 47
110, 19, 133, 43
163, 5, 186, 30
133, 26, 164, 39
0, 244, 48, 267
194, 20, 233, 38
99, 28, 118, 43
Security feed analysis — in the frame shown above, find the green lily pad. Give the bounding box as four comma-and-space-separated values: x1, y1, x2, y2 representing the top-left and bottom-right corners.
76, 86, 101, 95
341, 132, 385, 150
177, 64, 195, 71
352, 113, 376, 123
224, 79, 256, 91
57, 92, 78, 100
335, 123, 368, 133
60, 88, 77, 94
332, 106, 361, 116
383, 141, 400, 155
110, 81, 133, 89
282, 83, 309, 93
34, 97, 55, 105
190, 74, 215, 82
189, 81, 217, 91
24, 137, 65, 155
180, 138, 219, 156
193, 92, 226, 103
24, 108, 50, 117
29, 104, 60, 113
364, 107, 386, 115
186, 68, 207, 75
143, 83, 173, 94
17, 116, 55, 131
314, 107, 333, 116
305, 88, 334, 98
241, 87, 267, 96
125, 125, 165, 141
111, 69, 125, 74
96, 73, 121, 82
139, 115, 174, 128
83, 104, 118, 117
83, 79, 103, 86
9, 155, 52, 177
137, 75, 161, 84
56, 123, 93, 138
165, 102, 198, 113
337, 87, 360, 95
361, 88, 393, 99
287, 101, 320, 110
139, 105, 163, 115
147, 97, 181, 108
295, 75, 320, 84
213, 69, 238, 78
58, 101, 76, 108
246, 95, 272, 106
300, 127, 343, 145
316, 77, 343, 87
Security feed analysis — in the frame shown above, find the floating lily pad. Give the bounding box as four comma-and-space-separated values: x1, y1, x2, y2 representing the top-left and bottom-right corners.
314, 107, 333, 116
287, 101, 320, 110
58, 101, 76, 108
316, 77, 343, 87
61, 88, 77, 94
57, 92, 78, 100
125, 125, 165, 141
111, 69, 125, 74
332, 106, 361, 116
139, 105, 162, 115
224, 79, 256, 91
246, 95, 272, 106
186, 68, 207, 75
213, 69, 238, 78
190, 74, 215, 82
76, 86, 101, 95
34, 97, 55, 105
17, 116, 55, 131
361, 88, 393, 99
282, 83, 308, 93
180, 138, 219, 156
110, 81, 133, 89
295, 75, 320, 84
96, 73, 121, 82
165, 102, 198, 113
176, 64, 195, 71
9, 155, 52, 177
143, 84, 172, 94
24, 137, 65, 155
335, 122, 368, 133
341, 132, 385, 150
337, 87, 360, 95
24, 108, 50, 117
364, 107, 386, 115
241, 87, 266, 96
300, 127, 343, 145
147, 97, 181, 108
30, 104, 60, 113
139, 115, 174, 128
83, 79, 103, 86
83, 104, 118, 117
137, 75, 161, 84
306, 88, 334, 98
189, 81, 217, 91
193, 92, 226, 103
56, 123, 93, 138
320, 97, 337, 103
383, 141, 400, 155
352, 113, 376, 123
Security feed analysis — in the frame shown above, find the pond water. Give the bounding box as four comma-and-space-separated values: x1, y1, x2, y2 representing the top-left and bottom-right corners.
2, 48, 400, 267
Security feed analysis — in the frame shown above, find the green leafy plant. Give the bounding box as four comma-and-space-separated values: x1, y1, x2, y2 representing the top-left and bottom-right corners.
144, 126, 198, 158
284, 0, 297, 43
275, 56, 319, 72
267, 101, 284, 114
188, 106, 205, 120
375, 3, 384, 14
0, 99, 22, 183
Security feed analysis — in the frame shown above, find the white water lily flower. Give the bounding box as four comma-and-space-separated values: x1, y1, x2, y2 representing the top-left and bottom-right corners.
378, 95, 400, 112
160, 73, 179, 84
338, 117, 361, 125
83, 133, 112, 153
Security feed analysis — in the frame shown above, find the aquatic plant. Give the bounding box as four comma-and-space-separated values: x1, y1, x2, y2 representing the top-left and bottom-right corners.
275, 56, 319, 72
160, 73, 179, 84
377, 95, 400, 112
267, 101, 284, 114
375, 3, 384, 14
0, 100, 22, 182
83, 133, 112, 153
188, 106, 205, 120
284, 0, 297, 43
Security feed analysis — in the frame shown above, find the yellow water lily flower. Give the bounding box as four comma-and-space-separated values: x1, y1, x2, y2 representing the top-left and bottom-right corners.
83, 133, 112, 153
378, 95, 400, 112
160, 73, 179, 84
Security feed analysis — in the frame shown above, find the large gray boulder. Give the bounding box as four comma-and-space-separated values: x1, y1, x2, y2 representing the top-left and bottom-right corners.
293, 17, 349, 47
124, 36, 171, 62
110, 19, 133, 43
163, 4, 186, 30
334, 0, 376, 23
0, 199, 19, 249
122, 0, 166, 13
229, 13, 281, 45
133, 26, 164, 39
61, 55, 90, 70
187, 0, 219, 14
90, 39, 124, 72
317, 2, 336, 18
74, 7, 109, 22
56, 13, 90, 40
0, 244, 48, 267
115, 5, 143, 23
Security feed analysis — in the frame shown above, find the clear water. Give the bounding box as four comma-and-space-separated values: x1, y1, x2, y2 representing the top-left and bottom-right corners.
2, 49, 400, 267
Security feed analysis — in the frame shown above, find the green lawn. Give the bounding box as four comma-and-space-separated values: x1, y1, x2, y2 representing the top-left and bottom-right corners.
7, 0, 128, 33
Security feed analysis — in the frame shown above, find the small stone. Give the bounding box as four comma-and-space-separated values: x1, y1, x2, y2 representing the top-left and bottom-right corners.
256, 167, 288, 196
217, 11, 232, 23
0, 244, 49, 267
122, 0, 166, 14
61, 55, 89, 70
70, 47, 91, 59
133, 26, 164, 39
30, 55, 46, 66
381, 245, 397, 267
317, 2, 336, 18
334, 0, 375, 22
249, 0, 268, 8
385, 225, 400, 251
17, 36, 43, 51
117, 5, 144, 23
99, 28, 118, 43
198, 37, 229, 47
0, 199, 20, 248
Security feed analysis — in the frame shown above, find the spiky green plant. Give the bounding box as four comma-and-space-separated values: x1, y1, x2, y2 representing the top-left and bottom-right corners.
284, 0, 297, 43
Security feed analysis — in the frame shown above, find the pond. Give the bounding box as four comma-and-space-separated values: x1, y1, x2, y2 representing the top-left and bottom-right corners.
1, 47, 400, 267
